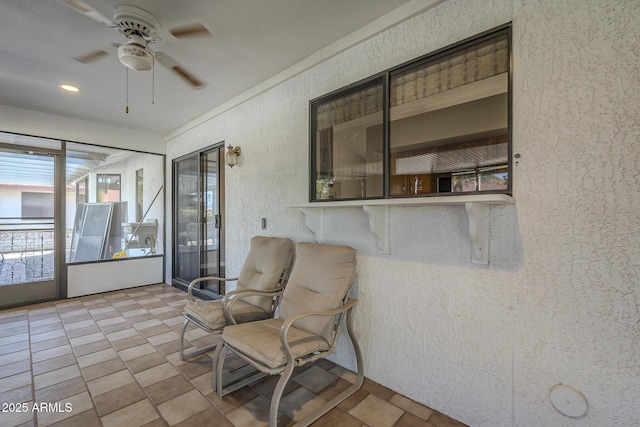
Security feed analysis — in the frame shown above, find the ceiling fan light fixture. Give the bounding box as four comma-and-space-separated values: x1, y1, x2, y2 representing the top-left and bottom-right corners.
59, 84, 80, 92
117, 43, 154, 71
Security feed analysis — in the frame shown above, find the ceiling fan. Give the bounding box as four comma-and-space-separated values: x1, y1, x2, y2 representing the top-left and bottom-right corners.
63, 0, 209, 88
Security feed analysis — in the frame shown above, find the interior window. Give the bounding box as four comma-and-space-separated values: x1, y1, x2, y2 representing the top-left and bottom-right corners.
312, 78, 385, 201
389, 33, 509, 195
310, 27, 511, 201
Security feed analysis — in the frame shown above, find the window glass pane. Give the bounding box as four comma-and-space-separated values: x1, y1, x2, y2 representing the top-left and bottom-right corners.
22, 192, 54, 217
0, 145, 56, 287
312, 79, 384, 200
66, 143, 164, 262
136, 169, 144, 221
97, 174, 121, 202
0, 132, 61, 152
389, 33, 509, 196
76, 177, 88, 204
174, 155, 199, 283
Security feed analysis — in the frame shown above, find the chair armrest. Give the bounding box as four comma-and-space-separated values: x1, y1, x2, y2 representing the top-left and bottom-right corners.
222, 288, 284, 324
187, 276, 238, 300
279, 299, 358, 359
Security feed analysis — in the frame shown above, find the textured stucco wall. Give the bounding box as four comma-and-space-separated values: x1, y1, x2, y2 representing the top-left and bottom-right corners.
166, 0, 640, 425
510, 1, 640, 426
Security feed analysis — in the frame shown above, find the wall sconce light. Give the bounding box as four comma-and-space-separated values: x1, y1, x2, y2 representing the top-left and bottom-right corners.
225, 145, 241, 167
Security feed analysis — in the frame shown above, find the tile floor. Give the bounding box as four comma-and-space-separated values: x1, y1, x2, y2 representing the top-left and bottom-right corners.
0, 284, 468, 427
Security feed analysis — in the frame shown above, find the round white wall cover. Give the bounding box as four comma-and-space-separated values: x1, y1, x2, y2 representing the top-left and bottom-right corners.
549, 384, 589, 418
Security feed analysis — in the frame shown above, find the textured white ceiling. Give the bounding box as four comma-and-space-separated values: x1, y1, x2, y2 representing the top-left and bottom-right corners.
0, 0, 412, 137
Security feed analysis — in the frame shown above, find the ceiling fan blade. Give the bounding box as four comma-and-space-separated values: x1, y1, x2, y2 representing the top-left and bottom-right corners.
156, 52, 206, 89
61, 0, 114, 27
72, 49, 109, 64
168, 22, 212, 39
171, 66, 205, 88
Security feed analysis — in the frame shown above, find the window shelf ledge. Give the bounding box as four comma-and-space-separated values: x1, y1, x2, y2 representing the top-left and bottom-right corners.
290, 194, 514, 264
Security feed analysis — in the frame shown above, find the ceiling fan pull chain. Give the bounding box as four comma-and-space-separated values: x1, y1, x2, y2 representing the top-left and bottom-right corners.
152, 55, 155, 105
125, 67, 129, 114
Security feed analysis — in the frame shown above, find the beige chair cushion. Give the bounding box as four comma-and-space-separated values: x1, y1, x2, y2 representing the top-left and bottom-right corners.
222, 318, 330, 369
185, 299, 270, 331
236, 236, 294, 312
279, 242, 356, 341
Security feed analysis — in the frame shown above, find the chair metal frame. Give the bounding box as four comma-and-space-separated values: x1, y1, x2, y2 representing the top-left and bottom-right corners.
179, 243, 293, 361
213, 292, 364, 426
179, 276, 237, 360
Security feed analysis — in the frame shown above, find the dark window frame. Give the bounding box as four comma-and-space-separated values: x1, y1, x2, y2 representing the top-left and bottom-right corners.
309, 24, 512, 202
309, 74, 387, 202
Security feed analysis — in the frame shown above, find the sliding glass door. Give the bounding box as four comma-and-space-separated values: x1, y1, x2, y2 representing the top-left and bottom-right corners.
202, 147, 225, 291
173, 144, 225, 295
0, 136, 62, 308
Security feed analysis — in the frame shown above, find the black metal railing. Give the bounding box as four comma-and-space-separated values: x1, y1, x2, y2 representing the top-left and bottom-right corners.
0, 221, 69, 286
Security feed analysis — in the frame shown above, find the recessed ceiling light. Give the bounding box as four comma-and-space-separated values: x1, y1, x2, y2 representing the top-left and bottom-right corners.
59, 84, 80, 92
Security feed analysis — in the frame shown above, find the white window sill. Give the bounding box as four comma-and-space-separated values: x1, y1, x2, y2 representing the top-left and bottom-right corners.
290, 194, 514, 264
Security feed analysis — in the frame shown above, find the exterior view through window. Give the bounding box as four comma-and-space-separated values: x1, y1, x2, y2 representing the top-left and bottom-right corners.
66, 142, 164, 263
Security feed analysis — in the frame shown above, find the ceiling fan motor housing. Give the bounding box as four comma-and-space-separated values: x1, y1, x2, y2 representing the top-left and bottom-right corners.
114, 6, 159, 71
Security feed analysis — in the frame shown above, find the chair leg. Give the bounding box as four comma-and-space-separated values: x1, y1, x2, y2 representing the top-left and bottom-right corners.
345, 304, 365, 390
216, 344, 229, 400
180, 317, 220, 361
213, 344, 269, 397
269, 361, 295, 427
210, 340, 225, 392
179, 317, 190, 361
292, 306, 365, 426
